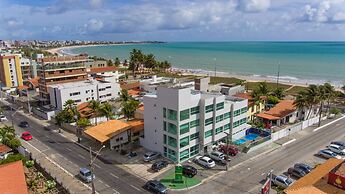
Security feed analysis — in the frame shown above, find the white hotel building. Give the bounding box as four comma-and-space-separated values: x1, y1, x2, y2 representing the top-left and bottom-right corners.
141, 85, 249, 163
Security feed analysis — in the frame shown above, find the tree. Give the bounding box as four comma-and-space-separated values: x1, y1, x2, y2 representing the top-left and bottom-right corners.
100, 102, 113, 121
317, 85, 327, 127
323, 83, 336, 115
272, 87, 284, 99
305, 85, 320, 120
0, 153, 26, 165
76, 118, 90, 143
267, 95, 280, 105
144, 54, 156, 69
122, 100, 140, 119
251, 89, 262, 106
129, 49, 144, 77
120, 89, 131, 103
257, 82, 269, 96
107, 59, 113, 66
7, 138, 21, 149
294, 91, 309, 120
62, 100, 79, 123
88, 100, 101, 125
114, 58, 121, 67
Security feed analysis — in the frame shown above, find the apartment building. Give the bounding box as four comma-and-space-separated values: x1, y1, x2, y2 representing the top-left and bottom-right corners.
141, 85, 248, 163
0, 53, 24, 87
20, 58, 38, 81
37, 55, 90, 104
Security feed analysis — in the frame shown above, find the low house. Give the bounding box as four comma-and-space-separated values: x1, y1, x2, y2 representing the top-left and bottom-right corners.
0, 161, 28, 194
285, 158, 345, 194
233, 92, 266, 122
0, 144, 12, 160
220, 84, 245, 96
84, 119, 144, 149
134, 104, 144, 119
256, 100, 298, 128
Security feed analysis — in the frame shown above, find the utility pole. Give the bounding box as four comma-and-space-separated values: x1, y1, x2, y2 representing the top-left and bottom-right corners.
11, 106, 23, 129
276, 62, 280, 90
89, 145, 105, 194
26, 89, 31, 114
224, 131, 230, 171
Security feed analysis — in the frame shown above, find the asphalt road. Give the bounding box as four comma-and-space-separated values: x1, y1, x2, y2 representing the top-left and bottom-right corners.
2, 108, 148, 194
180, 117, 345, 194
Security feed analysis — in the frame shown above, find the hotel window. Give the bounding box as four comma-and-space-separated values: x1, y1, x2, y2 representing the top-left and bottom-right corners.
233, 121, 240, 128
241, 107, 248, 114
168, 109, 177, 120
180, 123, 190, 135
163, 108, 166, 118
190, 132, 199, 141
205, 104, 214, 113
167, 136, 177, 148
216, 102, 224, 110
205, 130, 213, 138
216, 115, 224, 123
190, 106, 200, 115
180, 136, 189, 148
180, 109, 190, 121
216, 126, 223, 134
167, 148, 177, 162
205, 118, 213, 126
224, 123, 231, 131
234, 109, 241, 116
190, 119, 200, 128
163, 121, 166, 131
224, 112, 231, 119
167, 123, 177, 135
74, 99, 81, 103
180, 149, 189, 162
190, 144, 199, 156
163, 134, 167, 144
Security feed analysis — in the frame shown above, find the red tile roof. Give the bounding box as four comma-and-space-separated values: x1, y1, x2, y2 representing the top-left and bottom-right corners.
88, 66, 118, 74
120, 82, 142, 90
0, 161, 28, 194
257, 100, 296, 120
40, 55, 88, 63
0, 144, 12, 154
27, 77, 39, 88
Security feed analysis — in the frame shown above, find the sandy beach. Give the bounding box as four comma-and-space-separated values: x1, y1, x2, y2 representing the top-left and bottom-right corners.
46, 44, 114, 56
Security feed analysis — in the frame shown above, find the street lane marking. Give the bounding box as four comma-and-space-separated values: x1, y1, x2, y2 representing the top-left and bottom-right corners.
78, 154, 86, 159
105, 184, 110, 187
112, 189, 120, 194
99, 180, 103, 183
60, 133, 66, 138
110, 173, 119, 178
130, 184, 141, 191
282, 138, 296, 146
94, 163, 101, 168
313, 115, 345, 132
66, 148, 72, 152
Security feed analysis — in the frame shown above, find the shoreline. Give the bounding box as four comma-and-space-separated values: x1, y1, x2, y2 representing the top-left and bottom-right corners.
48, 45, 344, 89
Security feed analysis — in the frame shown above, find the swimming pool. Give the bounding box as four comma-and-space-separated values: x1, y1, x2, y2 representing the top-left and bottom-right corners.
234, 133, 260, 145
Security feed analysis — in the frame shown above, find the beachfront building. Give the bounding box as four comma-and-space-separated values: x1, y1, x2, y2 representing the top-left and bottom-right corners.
0, 53, 24, 87
233, 92, 266, 122
140, 84, 249, 163
37, 55, 90, 104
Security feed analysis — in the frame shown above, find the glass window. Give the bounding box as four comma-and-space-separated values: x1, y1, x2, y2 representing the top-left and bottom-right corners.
224, 123, 231, 130
233, 121, 240, 128
216, 126, 223, 134
205, 118, 213, 126
168, 136, 177, 147
205, 104, 214, 113
163, 121, 166, 131
205, 130, 213, 138
224, 112, 231, 119
180, 149, 189, 162
241, 107, 248, 114
180, 109, 190, 121
234, 109, 241, 116
163, 134, 167, 144
190, 119, 200, 128
163, 108, 166, 118
190, 106, 200, 115
216, 115, 224, 123
168, 109, 177, 120
216, 102, 224, 110
164, 147, 167, 157
190, 132, 199, 141
190, 144, 199, 156
167, 148, 176, 161
180, 136, 189, 148
180, 123, 190, 135
168, 123, 177, 134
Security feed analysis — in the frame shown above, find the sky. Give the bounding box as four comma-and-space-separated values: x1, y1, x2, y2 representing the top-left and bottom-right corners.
1, 0, 345, 41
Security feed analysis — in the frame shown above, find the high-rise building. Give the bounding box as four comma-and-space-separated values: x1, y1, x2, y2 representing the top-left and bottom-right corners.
37, 55, 91, 104
141, 85, 248, 163
0, 54, 24, 87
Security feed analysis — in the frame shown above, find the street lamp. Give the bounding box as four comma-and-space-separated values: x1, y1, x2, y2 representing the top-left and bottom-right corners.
224, 131, 230, 171
89, 145, 105, 194
11, 106, 23, 129
261, 169, 274, 194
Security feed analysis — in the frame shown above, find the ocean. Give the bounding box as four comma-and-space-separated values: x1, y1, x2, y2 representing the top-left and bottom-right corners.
67, 42, 345, 86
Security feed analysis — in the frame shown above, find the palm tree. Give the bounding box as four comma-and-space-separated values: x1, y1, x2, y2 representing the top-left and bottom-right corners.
76, 118, 91, 143
114, 57, 121, 67
323, 83, 336, 115
88, 100, 101, 125
305, 85, 320, 120
144, 54, 156, 69
257, 82, 269, 96
272, 87, 284, 99
63, 99, 79, 123
317, 85, 327, 127
294, 91, 309, 120
120, 89, 131, 104
100, 102, 113, 121
129, 49, 144, 77
122, 100, 140, 120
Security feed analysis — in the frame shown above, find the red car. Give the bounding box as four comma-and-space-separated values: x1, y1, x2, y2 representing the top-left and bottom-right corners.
21, 131, 33, 141
219, 145, 239, 156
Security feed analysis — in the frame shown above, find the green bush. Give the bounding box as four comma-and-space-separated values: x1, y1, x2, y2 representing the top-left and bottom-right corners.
0, 153, 26, 165
25, 160, 35, 168
330, 107, 341, 115
45, 180, 56, 190
267, 95, 280, 105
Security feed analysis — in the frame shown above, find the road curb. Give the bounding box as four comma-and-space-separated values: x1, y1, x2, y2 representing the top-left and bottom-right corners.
282, 138, 296, 146
313, 115, 345, 132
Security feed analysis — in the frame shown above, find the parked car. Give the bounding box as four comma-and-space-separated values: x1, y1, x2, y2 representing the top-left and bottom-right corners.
151, 161, 168, 172
327, 144, 345, 155
294, 163, 313, 174
21, 131, 33, 141
331, 141, 345, 147
288, 167, 307, 178
194, 156, 216, 168
127, 151, 138, 158
143, 152, 160, 162
317, 149, 342, 159
144, 180, 167, 194
272, 175, 293, 189
19, 121, 29, 128
182, 165, 197, 177
209, 151, 225, 162
79, 168, 95, 183
0, 115, 7, 122
219, 145, 239, 156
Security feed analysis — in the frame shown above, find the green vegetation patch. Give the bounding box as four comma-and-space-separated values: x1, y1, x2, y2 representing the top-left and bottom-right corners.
210, 76, 244, 85
160, 170, 201, 190
285, 86, 308, 96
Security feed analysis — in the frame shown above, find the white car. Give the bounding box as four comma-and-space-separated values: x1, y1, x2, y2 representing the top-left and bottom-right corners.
272, 175, 293, 189
194, 156, 215, 168
209, 151, 225, 162
317, 149, 342, 159
0, 115, 7, 122
327, 144, 345, 155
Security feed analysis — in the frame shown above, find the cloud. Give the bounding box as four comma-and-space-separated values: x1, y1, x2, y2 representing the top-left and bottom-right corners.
46, 0, 104, 14
85, 19, 104, 32
300, 0, 345, 23
238, 0, 271, 13
6, 18, 23, 28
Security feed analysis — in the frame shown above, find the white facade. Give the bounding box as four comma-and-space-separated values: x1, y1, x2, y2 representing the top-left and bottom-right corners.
48, 76, 120, 110
141, 85, 248, 163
